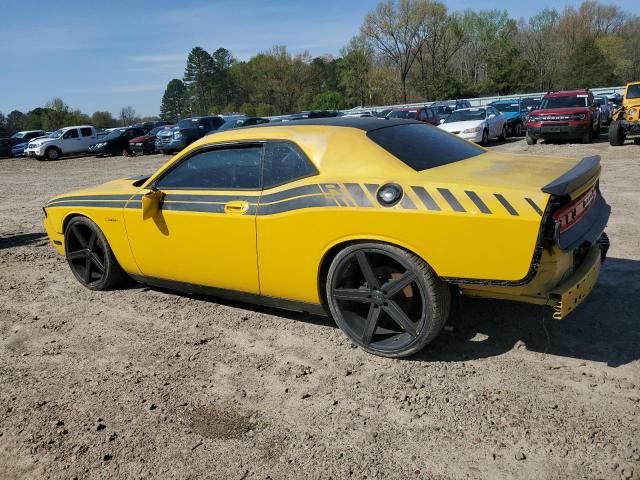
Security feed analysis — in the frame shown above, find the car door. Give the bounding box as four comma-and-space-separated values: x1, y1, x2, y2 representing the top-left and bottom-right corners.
61, 128, 82, 153
487, 107, 501, 137
255, 141, 320, 301
123, 143, 262, 293
79, 127, 96, 151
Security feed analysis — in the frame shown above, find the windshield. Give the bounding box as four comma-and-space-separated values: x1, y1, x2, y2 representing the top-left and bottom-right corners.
387, 110, 417, 119
149, 126, 165, 136
445, 109, 486, 123
47, 129, 65, 138
103, 128, 126, 140
626, 84, 640, 99
540, 96, 587, 109
491, 103, 519, 113
177, 119, 199, 129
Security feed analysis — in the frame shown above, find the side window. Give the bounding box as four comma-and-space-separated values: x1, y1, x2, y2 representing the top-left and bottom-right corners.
156, 146, 262, 190
63, 129, 79, 139
426, 108, 434, 120
80, 127, 93, 137
417, 109, 428, 121
262, 142, 318, 189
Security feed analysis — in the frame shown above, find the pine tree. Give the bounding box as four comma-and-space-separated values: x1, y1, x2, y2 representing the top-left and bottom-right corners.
183, 47, 215, 115
160, 79, 187, 123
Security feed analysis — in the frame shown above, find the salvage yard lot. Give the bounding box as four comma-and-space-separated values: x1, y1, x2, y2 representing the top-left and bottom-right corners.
0, 135, 639, 479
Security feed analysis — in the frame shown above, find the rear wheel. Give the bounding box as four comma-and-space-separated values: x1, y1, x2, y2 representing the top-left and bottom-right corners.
499, 124, 507, 141
326, 243, 450, 358
526, 133, 537, 145
64, 217, 123, 290
513, 123, 523, 137
608, 120, 626, 146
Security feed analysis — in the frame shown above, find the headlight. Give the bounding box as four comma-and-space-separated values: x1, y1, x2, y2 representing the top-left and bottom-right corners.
462, 127, 481, 133
174, 132, 183, 139
630, 108, 638, 116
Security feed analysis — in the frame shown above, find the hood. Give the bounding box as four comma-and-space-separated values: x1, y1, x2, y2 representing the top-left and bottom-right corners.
28, 137, 54, 146
157, 129, 176, 137
46, 177, 148, 205
501, 111, 521, 121
439, 120, 484, 132
530, 107, 589, 117
130, 134, 154, 143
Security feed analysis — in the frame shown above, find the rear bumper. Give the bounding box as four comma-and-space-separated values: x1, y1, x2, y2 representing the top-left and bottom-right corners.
548, 243, 602, 319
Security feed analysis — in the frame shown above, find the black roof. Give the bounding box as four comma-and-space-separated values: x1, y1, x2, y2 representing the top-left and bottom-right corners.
254, 116, 418, 132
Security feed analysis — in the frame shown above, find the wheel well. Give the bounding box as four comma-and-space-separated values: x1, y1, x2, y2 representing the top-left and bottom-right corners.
317, 239, 435, 308
45, 145, 61, 153
62, 213, 85, 234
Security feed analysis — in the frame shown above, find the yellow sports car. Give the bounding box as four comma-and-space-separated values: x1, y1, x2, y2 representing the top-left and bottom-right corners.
43, 118, 610, 357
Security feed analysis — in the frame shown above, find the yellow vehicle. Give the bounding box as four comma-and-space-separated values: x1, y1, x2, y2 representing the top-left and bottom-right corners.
609, 81, 640, 146
43, 118, 611, 358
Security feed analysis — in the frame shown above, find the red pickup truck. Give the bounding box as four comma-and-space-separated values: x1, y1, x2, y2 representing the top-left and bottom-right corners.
526, 89, 601, 144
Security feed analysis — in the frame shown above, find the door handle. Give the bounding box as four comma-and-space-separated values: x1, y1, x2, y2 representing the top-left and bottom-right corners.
224, 200, 249, 215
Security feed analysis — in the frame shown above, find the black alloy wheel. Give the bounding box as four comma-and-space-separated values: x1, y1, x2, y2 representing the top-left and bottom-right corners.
326, 243, 450, 358
64, 217, 123, 290
513, 123, 522, 137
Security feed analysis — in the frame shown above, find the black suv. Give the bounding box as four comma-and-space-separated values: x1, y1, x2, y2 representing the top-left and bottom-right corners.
155, 116, 224, 153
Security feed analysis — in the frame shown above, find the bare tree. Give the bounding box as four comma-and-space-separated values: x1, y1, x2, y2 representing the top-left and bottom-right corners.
119, 106, 136, 126
361, 0, 432, 102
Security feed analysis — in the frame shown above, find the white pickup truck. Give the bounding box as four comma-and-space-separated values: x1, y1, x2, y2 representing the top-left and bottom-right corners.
25, 125, 99, 161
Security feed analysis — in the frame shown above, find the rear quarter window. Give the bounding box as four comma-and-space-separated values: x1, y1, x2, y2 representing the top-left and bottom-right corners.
367, 123, 485, 171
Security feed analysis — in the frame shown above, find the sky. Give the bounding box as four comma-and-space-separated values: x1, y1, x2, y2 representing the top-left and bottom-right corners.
1, 0, 638, 117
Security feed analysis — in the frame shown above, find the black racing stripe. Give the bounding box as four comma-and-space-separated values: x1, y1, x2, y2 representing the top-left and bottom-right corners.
258, 195, 338, 215
437, 188, 465, 212
525, 197, 543, 216
494, 194, 519, 216
47, 194, 135, 205
261, 184, 322, 203
364, 183, 380, 200
163, 193, 257, 203
344, 183, 373, 207
130, 194, 143, 200
161, 202, 226, 214
411, 186, 441, 211
125, 200, 142, 209
46, 200, 127, 208
465, 191, 491, 214
400, 194, 417, 210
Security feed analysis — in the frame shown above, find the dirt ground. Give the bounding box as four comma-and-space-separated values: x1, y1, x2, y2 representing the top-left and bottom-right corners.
0, 132, 639, 480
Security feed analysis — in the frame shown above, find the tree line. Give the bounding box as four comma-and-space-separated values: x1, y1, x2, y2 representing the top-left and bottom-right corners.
0, 99, 156, 137
160, 0, 639, 121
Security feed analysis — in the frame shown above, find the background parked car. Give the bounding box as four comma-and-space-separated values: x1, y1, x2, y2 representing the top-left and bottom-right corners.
24, 126, 99, 160
596, 94, 612, 125
438, 106, 506, 145
11, 130, 46, 142
128, 125, 173, 155
89, 127, 148, 157
155, 116, 224, 153
430, 100, 470, 121
520, 97, 541, 111
0, 138, 25, 158
526, 89, 601, 144
213, 117, 270, 133
387, 106, 440, 125
489, 99, 529, 136
10, 140, 29, 157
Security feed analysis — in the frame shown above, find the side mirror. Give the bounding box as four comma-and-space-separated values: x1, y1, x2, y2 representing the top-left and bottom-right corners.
142, 188, 165, 220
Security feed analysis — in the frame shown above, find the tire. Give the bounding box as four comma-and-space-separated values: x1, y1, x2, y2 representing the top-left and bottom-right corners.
582, 128, 593, 144
608, 120, 626, 146
325, 243, 450, 358
45, 147, 61, 161
513, 123, 523, 137
526, 133, 537, 145
634, 138, 640, 145
480, 129, 489, 146
499, 124, 507, 141
64, 216, 124, 291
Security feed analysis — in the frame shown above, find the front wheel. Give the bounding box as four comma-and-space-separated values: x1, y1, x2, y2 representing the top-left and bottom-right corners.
526, 133, 537, 145
582, 128, 593, 144
64, 217, 124, 290
608, 120, 626, 146
499, 124, 507, 141
326, 243, 450, 358
45, 147, 61, 161
480, 129, 489, 146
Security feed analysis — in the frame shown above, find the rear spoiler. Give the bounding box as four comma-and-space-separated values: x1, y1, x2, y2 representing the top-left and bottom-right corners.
542, 155, 601, 196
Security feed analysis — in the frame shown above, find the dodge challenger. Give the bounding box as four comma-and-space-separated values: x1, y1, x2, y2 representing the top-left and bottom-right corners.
43, 118, 611, 358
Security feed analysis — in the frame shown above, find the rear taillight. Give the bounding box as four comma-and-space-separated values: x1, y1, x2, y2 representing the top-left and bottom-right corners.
552, 186, 597, 234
